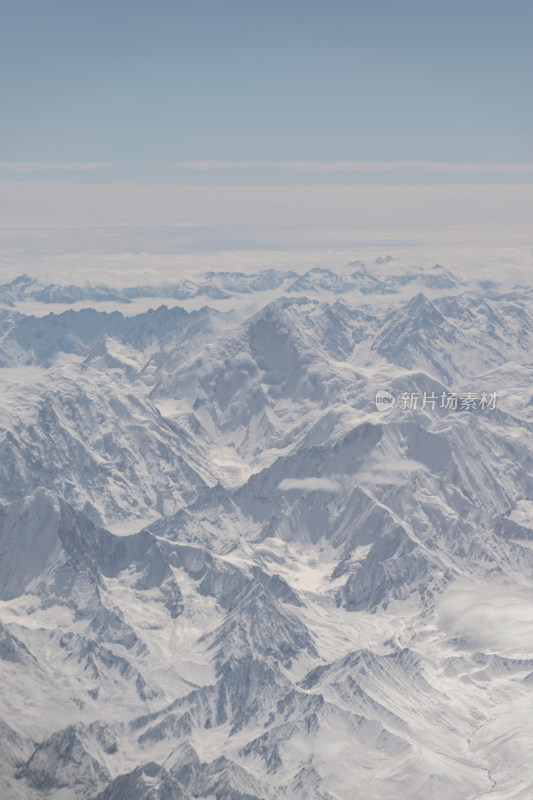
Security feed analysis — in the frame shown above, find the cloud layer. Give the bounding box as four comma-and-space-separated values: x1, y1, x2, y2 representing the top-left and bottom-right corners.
437, 579, 533, 655
0, 162, 114, 171
278, 478, 341, 492
171, 160, 533, 174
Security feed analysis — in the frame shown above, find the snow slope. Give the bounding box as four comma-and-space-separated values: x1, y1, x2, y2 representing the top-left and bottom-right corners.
1, 262, 533, 798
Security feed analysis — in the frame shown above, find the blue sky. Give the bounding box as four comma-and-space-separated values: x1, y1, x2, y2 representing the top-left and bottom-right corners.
1, 0, 532, 183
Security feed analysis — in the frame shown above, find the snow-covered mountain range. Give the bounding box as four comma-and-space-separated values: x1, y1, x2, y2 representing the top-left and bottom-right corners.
0, 263, 465, 307
1, 260, 532, 799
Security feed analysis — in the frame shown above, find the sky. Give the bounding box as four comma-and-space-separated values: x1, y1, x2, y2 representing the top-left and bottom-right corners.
1, 1, 532, 284
1, 0, 532, 184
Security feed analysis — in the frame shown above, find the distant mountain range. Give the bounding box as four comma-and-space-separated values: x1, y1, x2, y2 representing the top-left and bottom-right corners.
0, 262, 469, 307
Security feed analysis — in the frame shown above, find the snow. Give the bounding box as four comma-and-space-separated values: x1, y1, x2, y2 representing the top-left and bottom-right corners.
509, 499, 533, 530
1, 262, 533, 798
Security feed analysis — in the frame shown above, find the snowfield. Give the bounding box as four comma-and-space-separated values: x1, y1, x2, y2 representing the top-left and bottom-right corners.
1, 260, 532, 799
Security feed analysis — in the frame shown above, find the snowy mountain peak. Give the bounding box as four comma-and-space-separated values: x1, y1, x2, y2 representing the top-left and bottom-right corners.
2, 265, 533, 798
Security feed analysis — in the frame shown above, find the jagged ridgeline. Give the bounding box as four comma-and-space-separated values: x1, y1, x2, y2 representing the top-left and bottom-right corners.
1, 263, 533, 799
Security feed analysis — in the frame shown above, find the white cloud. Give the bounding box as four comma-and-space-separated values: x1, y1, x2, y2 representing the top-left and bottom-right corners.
171, 160, 533, 174
278, 477, 341, 492
0, 162, 114, 171
1, 182, 531, 287
437, 578, 533, 656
